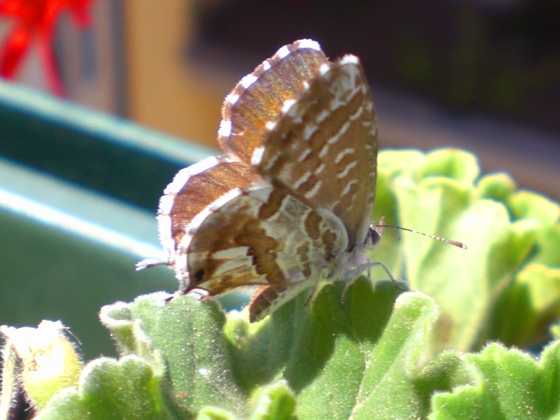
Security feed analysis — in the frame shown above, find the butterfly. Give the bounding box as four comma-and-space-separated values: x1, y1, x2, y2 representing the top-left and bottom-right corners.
139, 39, 385, 322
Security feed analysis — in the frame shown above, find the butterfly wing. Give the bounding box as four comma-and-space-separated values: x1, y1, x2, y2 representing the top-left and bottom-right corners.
248, 281, 318, 322
157, 156, 260, 287
176, 185, 348, 299
218, 39, 328, 165
252, 56, 378, 246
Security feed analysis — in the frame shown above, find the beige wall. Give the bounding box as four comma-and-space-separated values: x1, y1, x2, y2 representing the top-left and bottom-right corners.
123, 0, 227, 148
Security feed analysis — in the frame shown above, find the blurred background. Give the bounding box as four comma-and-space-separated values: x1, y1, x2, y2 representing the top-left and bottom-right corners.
0, 0, 559, 364
1, 0, 559, 197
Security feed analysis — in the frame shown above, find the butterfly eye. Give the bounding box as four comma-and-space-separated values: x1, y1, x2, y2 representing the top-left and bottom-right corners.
194, 269, 205, 283
368, 228, 381, 247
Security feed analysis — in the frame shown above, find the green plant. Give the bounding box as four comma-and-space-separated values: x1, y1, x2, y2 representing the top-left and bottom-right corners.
3, 148, 560, 419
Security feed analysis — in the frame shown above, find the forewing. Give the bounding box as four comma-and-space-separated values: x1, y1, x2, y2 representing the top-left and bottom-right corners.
175, 186, 348, 297
252, 57, 377, 245
218, 39, 328, 165
157, 156, 260, 264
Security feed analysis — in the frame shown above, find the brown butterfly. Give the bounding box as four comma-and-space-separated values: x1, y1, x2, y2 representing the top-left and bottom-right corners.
139, 39, 382, 322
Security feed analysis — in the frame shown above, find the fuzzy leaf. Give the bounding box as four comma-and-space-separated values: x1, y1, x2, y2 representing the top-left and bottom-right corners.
36, 356, 173, 420
490, 264, 560, 347
93, 280, 467, 420
420, 148, 479, 184
377, 148, 559, 352
508, 190, 560, 225
430, 341, 560, 419
0, 321, 82, 412
195, 380, 296, 420
478, 173, 516, 202
533, 224, 560, 267
226, 281, 469, 420
101, 292, 247, 418
197, 407, 241, 420
25, 148, 560, 419
249, 380, 296, 420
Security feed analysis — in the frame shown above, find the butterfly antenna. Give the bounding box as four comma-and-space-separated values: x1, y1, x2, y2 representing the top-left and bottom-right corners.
374, 224, 467, 249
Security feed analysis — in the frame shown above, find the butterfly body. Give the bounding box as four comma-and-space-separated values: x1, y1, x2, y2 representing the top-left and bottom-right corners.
148, 39, 378, 322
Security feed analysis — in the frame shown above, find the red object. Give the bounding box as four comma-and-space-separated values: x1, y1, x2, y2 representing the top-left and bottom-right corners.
0, 0, 93, 96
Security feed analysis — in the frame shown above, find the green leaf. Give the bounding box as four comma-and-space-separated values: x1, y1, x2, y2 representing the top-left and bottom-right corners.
94, 280, 466, 419
195, 380, 296, 420
377, 148, 558, 352
36, 356, 173, 420
533, 224, 560, 267
1, 321, 82, 412
508, 190, 560, 225
377, 149, 425, 177
101, 292, 247, 418
490, 264, 560, 347
224, 279, 401, 396
226, 281, 463, 420
478, 173, 516, 202
420, 148, 479, 184
430, 341, 560, 419
197, 407, 241, 420
249, 380, 296, 420
26, 148, 560, 419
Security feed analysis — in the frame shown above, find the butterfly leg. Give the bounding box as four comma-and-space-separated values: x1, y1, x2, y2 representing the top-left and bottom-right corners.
341, 260, 404, 307
136, 259, 170, 271
360, 260, 405, 291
